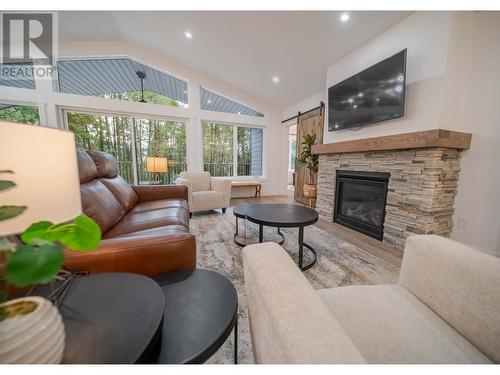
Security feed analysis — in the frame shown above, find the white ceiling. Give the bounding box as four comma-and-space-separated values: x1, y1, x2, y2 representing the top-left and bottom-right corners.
58, 11, 411, 109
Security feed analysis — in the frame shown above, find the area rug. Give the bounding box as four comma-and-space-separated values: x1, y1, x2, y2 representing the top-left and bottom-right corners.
189, 207, 400, 364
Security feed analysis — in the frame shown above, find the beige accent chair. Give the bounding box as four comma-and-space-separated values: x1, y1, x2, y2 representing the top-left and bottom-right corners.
177, 171, 231, 216
243, 235, 500, 363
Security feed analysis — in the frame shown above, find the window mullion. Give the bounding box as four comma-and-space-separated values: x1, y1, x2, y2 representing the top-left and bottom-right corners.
233, 125, 238, 177
130, 117, 139, 185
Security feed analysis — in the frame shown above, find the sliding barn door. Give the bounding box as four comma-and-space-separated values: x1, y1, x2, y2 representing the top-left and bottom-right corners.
294, 106, 324, 206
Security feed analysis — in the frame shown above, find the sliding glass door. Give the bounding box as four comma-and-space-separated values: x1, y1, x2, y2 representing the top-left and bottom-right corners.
67, 111, 187, 184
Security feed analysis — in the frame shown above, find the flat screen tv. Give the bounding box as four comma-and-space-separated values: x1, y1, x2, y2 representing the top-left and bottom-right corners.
328, 49, 407, 131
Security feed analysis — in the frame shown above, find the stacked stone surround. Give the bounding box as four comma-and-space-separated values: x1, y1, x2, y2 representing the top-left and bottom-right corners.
317, 148, 462, 250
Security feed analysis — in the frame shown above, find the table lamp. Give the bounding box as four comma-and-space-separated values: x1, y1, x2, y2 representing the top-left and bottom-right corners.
0, 120, 82, 237
146, 156, 168, 184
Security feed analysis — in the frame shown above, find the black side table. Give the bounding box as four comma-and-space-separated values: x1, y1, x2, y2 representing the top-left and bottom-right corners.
32, 273, 165, 364
153, 269, 238, 364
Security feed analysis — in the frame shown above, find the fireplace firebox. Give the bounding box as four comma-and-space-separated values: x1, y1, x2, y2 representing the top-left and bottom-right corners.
334, 170, 390, 240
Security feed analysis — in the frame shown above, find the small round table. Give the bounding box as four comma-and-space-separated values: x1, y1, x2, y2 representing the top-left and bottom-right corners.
233, 204, 284, 247
153, 269, 238, 364
33, 273, 165, 364
237, 204, 319, 271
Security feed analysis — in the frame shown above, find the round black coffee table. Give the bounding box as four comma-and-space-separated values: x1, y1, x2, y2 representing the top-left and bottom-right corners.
236, 204, 319, 271
153, 269, 238, 364
233, 204, 284, 247
33, 273, 165, 363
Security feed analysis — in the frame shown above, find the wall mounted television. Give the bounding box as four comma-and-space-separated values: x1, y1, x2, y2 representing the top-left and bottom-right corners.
328, 49, 407, 132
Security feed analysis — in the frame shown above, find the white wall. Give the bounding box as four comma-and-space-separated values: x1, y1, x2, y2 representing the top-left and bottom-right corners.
0, 40, 287, 197
324, 11, 454, 144
315, 11, 499, 255
438, 13, 500, 256
281, 90, 325, 122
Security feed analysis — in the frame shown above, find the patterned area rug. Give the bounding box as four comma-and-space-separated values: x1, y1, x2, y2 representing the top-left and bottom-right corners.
189, 207, 400, 364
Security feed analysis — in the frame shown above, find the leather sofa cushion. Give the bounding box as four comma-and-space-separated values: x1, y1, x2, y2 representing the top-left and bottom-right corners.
80, 179, 125, 233
101, 176, 138, 212
111, 225, 188, 237
77, 150, 98, 184
88, 150, 119, 178
64, 231, 196, 277
129, 199, 188, 214
317, 285, 490, 363
103, 207, 189, 238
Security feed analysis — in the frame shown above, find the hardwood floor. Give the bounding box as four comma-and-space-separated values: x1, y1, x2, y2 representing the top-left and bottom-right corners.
229, 194, 403, 268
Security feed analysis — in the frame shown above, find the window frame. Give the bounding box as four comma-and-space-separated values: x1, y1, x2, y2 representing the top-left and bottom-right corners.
201, 120, 265, 179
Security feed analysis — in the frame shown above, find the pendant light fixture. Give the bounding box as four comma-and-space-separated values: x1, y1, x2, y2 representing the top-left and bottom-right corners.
136, 70, 147, 103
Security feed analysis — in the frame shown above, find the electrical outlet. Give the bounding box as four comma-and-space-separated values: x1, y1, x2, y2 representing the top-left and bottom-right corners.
458, 216, 469, 230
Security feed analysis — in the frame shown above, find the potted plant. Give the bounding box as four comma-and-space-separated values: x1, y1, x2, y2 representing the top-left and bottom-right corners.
0, 170, 101, 364
297, 133, 319, 207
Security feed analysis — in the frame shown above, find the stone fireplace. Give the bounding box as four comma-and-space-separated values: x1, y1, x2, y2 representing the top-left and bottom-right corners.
313, 129, 472, 251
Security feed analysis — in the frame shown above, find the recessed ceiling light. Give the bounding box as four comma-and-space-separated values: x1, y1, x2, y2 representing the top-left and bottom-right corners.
207, 99, 211, 104
272, 75, 280, 83
238, 111, 241, 114
184, 31, 193, 39
340, 13, 350, 22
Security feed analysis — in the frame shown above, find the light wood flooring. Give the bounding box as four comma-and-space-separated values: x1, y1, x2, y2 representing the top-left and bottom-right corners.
229, 194, 403, 268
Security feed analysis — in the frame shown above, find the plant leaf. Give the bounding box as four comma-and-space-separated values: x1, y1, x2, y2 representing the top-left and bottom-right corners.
0, 205, 27, 221
21, 221, 57, 244
5, 243, 64, 287
59, 215, 101, 251
0, 180, 15, 191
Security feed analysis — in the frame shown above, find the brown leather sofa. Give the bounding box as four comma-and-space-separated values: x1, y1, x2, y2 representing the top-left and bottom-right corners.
63, 150, 196, 276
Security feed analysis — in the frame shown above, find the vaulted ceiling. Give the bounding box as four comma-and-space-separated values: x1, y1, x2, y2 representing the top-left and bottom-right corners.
58, 11, 411, 109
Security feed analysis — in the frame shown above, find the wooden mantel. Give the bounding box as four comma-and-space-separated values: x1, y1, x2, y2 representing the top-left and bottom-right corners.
312, 129, 472, 155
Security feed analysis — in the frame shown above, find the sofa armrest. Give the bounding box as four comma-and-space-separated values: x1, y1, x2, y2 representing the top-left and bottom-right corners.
242, 242, 365, 363
63, 232, 196, 276
131, 184, 188, 202
176, 178, 193, 212
210, 177, 231, 206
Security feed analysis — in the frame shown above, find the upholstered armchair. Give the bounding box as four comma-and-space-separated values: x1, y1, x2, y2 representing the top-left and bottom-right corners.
178, 171, 231, 216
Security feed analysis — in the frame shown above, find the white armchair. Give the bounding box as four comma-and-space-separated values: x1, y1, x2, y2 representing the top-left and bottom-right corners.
178, 171, 231, 216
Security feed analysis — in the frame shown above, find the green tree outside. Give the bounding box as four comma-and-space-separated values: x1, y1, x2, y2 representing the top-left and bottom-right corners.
0, 105, 40, 125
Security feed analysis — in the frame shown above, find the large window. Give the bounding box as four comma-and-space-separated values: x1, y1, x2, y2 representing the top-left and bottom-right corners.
134, 118, 187, 184
0, 104, 40, 125
57, 58, 188, 108
67, 111, 186, 184
202, 121, 263, 177
68, 112, 134, 182
238, 127, 263, 176
202, 122, 234, 177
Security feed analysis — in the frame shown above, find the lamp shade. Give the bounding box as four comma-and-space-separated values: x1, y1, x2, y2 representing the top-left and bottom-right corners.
146, 157, 168, 173
0, 121, 82, 236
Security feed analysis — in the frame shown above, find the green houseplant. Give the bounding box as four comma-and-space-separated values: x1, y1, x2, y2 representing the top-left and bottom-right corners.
0, 170, 101, 363
296, 133, 319, 207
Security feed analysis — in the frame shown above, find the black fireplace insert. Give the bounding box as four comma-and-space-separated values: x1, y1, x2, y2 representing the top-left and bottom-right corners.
334, 170, 390, 240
